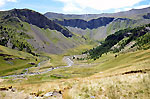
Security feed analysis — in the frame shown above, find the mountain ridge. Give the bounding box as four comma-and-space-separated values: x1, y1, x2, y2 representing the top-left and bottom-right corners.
0, 7, 150, 54
4, 8, 73, 38
0, 9, 86, 54
85, 23, 150, 60
44, 7, 150, 20
44, 7, 150, 41
54, 17, 114, 30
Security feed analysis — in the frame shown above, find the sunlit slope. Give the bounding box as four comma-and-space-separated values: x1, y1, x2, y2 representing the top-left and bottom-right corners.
1, 49, 150, 99
0, 9, 87, 54
0, 45, 38, 76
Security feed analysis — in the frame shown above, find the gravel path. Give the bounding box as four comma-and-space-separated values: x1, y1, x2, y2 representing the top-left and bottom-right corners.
1, 56, 74, 78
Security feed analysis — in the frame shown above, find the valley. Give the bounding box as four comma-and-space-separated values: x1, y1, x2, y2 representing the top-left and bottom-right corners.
0, 7, 150, 99
1, 48, 150, 99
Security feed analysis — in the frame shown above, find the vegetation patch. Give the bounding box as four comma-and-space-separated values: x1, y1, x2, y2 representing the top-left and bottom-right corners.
85, 23, 150, 60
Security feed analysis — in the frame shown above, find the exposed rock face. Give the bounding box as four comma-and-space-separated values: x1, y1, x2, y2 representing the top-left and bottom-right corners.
0, 9, 85, 54
4, 9, 73, 37
55, 19, 87, 29
88, 17, 114, 29
54, 17, 114, 29
53, 17, 137, 40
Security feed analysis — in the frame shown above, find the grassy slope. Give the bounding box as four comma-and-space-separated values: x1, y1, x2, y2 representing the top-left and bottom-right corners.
23, 22, 87, 54
0, 45, 38, 76
1, 49, 150, 99
0, 9, 88, 54
0, 16, 93, 76
66, 18, 150, 41
106, 19, 137, 35
67, 72, 150, 99
38, 44, 96, 68
45, 49, 150, 79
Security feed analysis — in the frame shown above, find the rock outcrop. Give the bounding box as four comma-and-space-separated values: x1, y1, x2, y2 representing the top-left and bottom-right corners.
2, 9, 73, 37
54, 17, 114, 30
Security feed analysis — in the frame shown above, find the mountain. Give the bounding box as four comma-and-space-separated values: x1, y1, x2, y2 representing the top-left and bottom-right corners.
1, 9, 72, 37
44, 7, 150, 20
0, 9, 85, 54
1, 7, 150, 99
1, 7, 150, 54
44, 7, 150, 40
85, 23, 150, 60
54, 17, 115, 30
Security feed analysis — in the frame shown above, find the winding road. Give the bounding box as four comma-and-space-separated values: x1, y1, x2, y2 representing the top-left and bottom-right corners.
1, 56, 74, 78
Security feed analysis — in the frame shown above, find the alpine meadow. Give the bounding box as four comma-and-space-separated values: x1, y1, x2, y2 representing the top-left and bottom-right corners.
0, 0, 150, 99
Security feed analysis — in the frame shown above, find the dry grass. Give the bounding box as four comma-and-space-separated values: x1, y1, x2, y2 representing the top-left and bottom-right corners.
67, 73, 150, 99
0, 90, 34, 99
1, 72, 150, 99
1, 49, 150, 99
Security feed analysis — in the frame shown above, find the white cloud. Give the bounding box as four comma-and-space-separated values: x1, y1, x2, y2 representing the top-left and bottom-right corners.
134, 4, 150, 9
115, 4, 150, 13
7, 0, 16, 2
56, 0, 145, 13
63, 2, 82, 12
0, 0, 5, 6
0, 0, 17, 7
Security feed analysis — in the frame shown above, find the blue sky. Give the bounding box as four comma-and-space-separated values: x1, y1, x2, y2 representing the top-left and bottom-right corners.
0, 0, 150, 14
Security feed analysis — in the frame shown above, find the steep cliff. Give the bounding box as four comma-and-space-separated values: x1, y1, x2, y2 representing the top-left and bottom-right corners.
1, 9, 73, 37
54, 17, 114, 29
44, 7, 150, 41
53, 17, 139, 40
0, 9, 85, 54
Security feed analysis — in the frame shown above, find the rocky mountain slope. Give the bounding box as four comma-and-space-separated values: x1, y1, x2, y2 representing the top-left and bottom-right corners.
0, 9, 85, 54
54, 17, 114, 30
1, 9, 73, 37
85, 23, 150, 60
45, 7, 150, 20
45, 7, 150, 40
1, 7, 150, 54
1, 7, 150, 99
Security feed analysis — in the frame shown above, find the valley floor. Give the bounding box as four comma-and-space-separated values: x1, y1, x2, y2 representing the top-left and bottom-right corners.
0, 49, 150, 99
